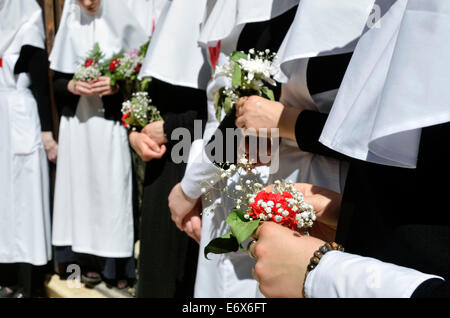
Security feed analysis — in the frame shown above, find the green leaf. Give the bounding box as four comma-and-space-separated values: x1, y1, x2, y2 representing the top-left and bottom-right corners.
230, 51, 248, 62
261, 87, 275, 101
226, 210, 260, 245
223, 97, 233, 116
204, 232, 239, 259
232, 63, 242, 87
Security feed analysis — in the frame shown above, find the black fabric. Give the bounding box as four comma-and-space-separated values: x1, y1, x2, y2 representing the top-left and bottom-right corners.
14, 45, 53, 131
137, 79, 207, 298
0, 263, 49, 298
306, 53, 353, 96
412, 278, 450, 298
207, 5, 298, 166
52, 71, 124, 122
296, 119, 450, 296
335, 123, 450, 281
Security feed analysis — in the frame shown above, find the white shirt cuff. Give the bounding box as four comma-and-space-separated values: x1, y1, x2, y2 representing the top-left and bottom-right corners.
304, 251, 443, 298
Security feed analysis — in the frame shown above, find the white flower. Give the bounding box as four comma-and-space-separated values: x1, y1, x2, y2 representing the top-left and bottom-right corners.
274, 215, 282, 223
201, 188, 206, 194
235, 185, 242, 191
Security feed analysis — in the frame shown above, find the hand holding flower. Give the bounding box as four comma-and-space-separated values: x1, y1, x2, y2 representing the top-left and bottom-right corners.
129, 131, 166, 162
91, 76, 119, 96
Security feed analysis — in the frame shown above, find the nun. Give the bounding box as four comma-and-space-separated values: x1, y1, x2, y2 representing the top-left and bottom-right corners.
49, 0, 148, 289
129, 0, 209, 297
169, 0, 304, 298
251, 0, 450, 298
0, 0, 53, 298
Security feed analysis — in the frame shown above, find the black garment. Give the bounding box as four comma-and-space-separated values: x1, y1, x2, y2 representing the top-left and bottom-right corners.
53, 71, 124, 121
137, 78, 207, 298
295, 113, 450, 297
207, 5, 298, 166
14, 45, 53, 131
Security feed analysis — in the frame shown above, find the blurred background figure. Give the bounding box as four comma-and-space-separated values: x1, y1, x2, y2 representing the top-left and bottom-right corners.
49, 0, 147, 290
0, 0, 54, 298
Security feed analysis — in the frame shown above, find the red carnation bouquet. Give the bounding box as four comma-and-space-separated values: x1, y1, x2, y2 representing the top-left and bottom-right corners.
73, 43, 104, 82
203, 156, 316, 258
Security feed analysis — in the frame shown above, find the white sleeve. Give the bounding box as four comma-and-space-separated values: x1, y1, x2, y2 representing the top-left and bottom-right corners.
304, 251, 443, 298
180, 139, 222, 199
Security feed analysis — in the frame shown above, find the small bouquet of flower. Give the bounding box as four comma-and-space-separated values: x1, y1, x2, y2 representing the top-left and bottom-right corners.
121, 91, 162, 131
213, 49, 279, 120
73, 43, 104, 82
104, 40, 151, 97
203, 155, 316, 258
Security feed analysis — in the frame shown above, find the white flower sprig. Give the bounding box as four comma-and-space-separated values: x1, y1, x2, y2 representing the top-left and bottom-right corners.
121, 92, 162, 131
213, 49, 279, 120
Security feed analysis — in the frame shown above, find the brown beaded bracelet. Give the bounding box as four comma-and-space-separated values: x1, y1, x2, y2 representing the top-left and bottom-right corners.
306, 242, 344, 273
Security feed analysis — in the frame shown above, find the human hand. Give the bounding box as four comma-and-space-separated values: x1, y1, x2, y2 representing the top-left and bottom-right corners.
235, 96, 301, 141
141, 121, 168, 146
181, 200, 202, 244
250, 222, 325, 298
90, 76, 119, 96
168, 183, 199, 231
265, 183, 341, 242
68, 79, 95, 96
41, 131, 58, 163
129, 131, 166, 162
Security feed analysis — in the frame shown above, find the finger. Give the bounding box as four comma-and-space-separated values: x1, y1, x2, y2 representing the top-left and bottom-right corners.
191, 216, 202, 243
76, 86, 93, 96
252, 266, 260, 282
247, 239, 258, 259
235, 96, 248, 110
183, 220, 194, 236
235, 116, 246, 129
252, 222, 264, 239
76, 81, 93, 89
142, 135, 161, 152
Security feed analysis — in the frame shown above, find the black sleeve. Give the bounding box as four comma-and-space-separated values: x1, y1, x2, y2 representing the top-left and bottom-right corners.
149, 78, 208, 148
295, 110, 351, 161
52, 71, 79, 118
411, 279, 450, 298
14, 45, 53, 131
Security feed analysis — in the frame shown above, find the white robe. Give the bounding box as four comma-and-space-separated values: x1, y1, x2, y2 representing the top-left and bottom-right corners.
52, 96, 134, 258
0, 7, 51, 266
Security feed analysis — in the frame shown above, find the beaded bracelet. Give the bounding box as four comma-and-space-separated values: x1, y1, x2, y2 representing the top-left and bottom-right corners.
306, 242, 344, 273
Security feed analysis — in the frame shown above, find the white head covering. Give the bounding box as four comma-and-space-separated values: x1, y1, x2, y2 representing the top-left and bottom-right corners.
49, 0, 148, 74
275, 0, 376, 82
125, 0, 168, 36
139, 0, 211, 90
319, 0, 450, 169
198, 0, 300, 48
0, 0, 45, 56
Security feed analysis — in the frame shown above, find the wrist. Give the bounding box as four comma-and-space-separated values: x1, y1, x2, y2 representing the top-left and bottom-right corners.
278, 105, 302, 140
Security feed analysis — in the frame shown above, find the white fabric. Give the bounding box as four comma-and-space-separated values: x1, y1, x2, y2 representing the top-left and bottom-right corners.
139, 0, 211, 90
52, 96, 133, 257
275, 0, 376, 83
125, 0, 168, 36
0, 1, 51, 265
49, 0, 148, 74
320, 0, 450, 168
51, 0, 139, 257
0, 0, 44, 56
198, 0, 299, 48
305, 251, 442, 298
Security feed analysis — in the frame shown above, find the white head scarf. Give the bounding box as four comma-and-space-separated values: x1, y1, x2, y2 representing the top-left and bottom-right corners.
125, 0, 168, 36
319, 0, 450, 169
139, 0, 211, 90
0, 0, 44, 56
49, 0, 148, 74
198, 0, 300, 48
275, 0, 376, 83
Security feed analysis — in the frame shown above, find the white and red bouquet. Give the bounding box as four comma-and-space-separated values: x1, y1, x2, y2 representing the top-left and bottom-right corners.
73, 43, 104, 82
104, 40, 151, 96
213, 49, 279, 120
121, 91, 162, 131
203, 156, 316, 258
